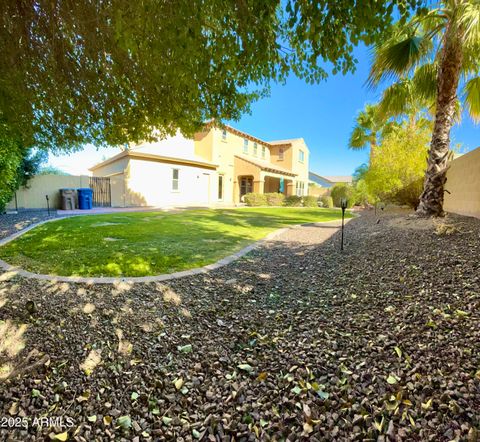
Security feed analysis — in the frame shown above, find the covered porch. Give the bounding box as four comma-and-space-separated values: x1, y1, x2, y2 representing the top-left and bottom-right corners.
233, 155, 297, 203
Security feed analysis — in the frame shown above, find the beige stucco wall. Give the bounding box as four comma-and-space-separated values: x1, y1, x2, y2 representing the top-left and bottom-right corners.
290, 139, 310, 196
6, 175, 90, 210
194, 128, 310, 201
195, 128, 275, 204
444, 147, 480, 218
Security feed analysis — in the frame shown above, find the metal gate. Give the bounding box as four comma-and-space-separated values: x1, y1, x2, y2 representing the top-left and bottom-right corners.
89, 177, 111, 207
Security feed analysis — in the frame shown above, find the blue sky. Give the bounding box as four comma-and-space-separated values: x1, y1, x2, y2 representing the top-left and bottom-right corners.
48, 44, 478, 176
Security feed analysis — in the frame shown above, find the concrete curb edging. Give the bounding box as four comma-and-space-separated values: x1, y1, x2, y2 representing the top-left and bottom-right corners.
0, 216, 351, 285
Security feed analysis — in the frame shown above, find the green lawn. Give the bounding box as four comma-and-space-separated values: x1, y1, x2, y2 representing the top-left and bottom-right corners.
0, 208, 350, 277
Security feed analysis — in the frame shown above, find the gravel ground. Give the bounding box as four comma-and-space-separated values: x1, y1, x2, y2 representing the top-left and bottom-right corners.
0, 211, 57, 241
0, 210, 479, 441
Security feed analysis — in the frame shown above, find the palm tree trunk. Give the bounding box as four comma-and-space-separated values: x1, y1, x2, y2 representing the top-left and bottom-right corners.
416, 27, 463, 217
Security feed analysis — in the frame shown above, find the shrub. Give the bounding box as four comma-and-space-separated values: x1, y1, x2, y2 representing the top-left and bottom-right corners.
244, 193, 267, 206
330, 183, 355, 208
302, 195, 318, 207
390, 178, 423, 209
284, 195, 302, 206
320, 195, 333, 208
265, 192, 285, 206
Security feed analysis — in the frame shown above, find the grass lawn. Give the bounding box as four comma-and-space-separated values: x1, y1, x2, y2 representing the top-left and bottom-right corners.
0, 208, 350, 277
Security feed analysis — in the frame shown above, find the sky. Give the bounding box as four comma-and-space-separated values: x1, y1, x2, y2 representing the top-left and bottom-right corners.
47, 44, 479, 177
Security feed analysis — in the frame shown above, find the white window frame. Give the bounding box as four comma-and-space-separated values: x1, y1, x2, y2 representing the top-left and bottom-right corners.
172, 168, 179, 192
253, 142, 258, 156
222, 129, 227, 141
296, 181, 305, 196
243, 138, 248, 154
299, 149, 305, 163
279, 148, 284, 161
261, 146, 266, 159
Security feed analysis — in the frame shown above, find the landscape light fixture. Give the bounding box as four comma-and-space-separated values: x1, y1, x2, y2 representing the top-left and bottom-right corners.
340, 198, 347, 251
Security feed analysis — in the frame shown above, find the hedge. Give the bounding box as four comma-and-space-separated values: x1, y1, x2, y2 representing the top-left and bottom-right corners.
302, 195, 319, 207
265, 192, 285, 206
320, 195, 334, 208
284, 195, 303, 206
244, 193, 267, 206
244, 192, 322, 207
330, 183, 355, 208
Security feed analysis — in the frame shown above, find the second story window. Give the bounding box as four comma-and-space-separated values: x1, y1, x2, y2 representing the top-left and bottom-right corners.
243, 138, 248, 154
253, 142, 258, 156
222, 129, 227, 141
262, 146, 266, 158
278, 148, 284, 160
299, 149, 305, 163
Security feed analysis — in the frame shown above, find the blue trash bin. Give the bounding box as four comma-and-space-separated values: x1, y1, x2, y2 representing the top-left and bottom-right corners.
77, 188, 93, 210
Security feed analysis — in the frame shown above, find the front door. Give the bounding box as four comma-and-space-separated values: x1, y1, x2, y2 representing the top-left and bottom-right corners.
240, 176, 253, 200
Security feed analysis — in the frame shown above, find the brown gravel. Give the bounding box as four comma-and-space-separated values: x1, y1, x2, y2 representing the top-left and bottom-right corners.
0, 210, 479, 441
0, 211, 57, 240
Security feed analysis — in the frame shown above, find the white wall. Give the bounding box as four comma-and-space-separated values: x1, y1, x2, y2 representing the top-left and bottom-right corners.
125, 159, 213, 207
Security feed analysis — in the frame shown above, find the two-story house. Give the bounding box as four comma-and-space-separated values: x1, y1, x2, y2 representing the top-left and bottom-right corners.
89, 124, 309, 207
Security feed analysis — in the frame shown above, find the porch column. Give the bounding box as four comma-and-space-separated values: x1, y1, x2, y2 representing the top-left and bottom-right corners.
286, 180, 295, 196
253, 180, 265, 194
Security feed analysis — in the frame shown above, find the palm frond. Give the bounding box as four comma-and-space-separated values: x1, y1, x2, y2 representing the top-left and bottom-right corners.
377, 80, 413, 119
367, 32, 433, 88
412, 63, 438, 103
412, 8, 446, 39
348, 126, 371, 150
458, 1, 480, 46
462, 41, 480, 76
356, 104, 380, 130
463, 76, 480, 122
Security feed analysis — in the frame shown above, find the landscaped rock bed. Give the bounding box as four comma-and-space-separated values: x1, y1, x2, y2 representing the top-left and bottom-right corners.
0, 211, 57, 241
0, 210, 479, 441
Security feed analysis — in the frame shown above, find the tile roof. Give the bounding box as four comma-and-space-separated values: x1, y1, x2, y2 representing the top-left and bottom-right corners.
235, 154, 297, 177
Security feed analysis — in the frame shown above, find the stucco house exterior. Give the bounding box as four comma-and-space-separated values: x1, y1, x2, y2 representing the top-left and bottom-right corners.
90, 125, 310, 207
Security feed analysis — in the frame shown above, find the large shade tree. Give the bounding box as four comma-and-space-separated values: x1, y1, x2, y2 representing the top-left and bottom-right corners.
0, 0, 423, 208
1, 0, 423, 152
368, 0, 480, 216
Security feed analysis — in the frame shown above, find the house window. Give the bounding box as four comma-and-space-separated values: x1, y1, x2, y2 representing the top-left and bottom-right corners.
218, 175, 224, 200
279, 148, 284, 160
299, 149, 305, 163
222, 129, 227, 140
262, 146, 266, 159
253, 142, 258, 156
243, 138, 248, 154
172, 168, 179, 191
240, 176, 253, 198
296, 181, 305, 196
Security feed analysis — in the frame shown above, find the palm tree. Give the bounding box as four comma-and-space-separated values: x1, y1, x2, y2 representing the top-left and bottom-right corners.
348, 104, 382, 162
368, 0, 480, 216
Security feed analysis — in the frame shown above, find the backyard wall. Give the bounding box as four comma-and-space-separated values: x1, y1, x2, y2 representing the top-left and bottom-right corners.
6, 174, 90, 211
444, 146, 480, 219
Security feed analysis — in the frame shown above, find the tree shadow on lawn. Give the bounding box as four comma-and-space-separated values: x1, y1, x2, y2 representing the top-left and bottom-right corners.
0, 209, 346, 278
